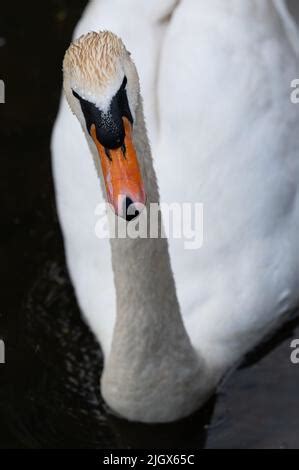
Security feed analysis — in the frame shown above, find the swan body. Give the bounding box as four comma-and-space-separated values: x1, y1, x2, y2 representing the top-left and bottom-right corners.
52, 1, 299, 422
156, 0, 299, 372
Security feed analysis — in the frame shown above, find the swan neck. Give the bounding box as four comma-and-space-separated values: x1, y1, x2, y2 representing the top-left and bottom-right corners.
109, 97, 191, 358
100, 96, 209, 422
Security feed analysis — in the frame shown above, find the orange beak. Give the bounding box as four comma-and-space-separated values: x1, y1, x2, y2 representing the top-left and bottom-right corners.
90, 117, 146, 220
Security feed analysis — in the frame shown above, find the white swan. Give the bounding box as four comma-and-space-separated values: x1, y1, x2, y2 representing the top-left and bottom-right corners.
52, 1, 299, 423
52, 0, 178, 358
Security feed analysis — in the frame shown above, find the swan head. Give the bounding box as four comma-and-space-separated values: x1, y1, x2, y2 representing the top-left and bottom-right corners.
63, 31, 146, 221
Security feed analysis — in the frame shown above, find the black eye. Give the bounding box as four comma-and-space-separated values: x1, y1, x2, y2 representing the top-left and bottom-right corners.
121, 76, 127, 89
114, 76, 133, 125
72, 89, 81, 100
70, 75, 133, 149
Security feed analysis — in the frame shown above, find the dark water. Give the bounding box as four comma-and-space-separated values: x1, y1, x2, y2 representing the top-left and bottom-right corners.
0, 0, 299, 449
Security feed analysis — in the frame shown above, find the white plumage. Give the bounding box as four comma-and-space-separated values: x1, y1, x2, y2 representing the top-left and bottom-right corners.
51, 0, 299, 422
